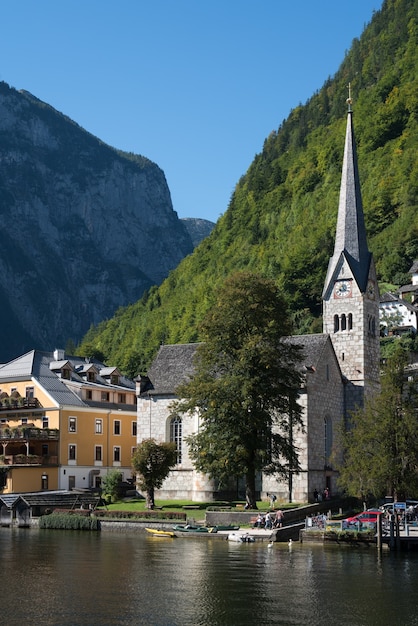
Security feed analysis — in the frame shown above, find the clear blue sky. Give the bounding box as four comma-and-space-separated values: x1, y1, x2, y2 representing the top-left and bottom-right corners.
0, 1, 382, 223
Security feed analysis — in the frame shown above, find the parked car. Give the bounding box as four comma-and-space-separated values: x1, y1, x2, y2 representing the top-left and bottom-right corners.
344, 510, 383, 525
380, 501, 418, 521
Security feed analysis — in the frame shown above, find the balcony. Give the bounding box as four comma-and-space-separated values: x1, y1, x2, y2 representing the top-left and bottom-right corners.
0, 427, 59, 441
0, 397, 41, 411
0, 454, 58, 466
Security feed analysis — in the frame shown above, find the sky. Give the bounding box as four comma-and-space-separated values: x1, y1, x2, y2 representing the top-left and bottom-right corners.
0, 0, 383, 223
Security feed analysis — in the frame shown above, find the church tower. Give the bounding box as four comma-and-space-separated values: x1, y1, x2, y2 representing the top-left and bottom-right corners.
322, 91, 380, 415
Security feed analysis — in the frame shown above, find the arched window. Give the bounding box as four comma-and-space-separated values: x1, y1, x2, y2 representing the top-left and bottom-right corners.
334, 315, 339, 333
348, 313, 353, 331
341, 314, 347, 331
170, 416, 182, 464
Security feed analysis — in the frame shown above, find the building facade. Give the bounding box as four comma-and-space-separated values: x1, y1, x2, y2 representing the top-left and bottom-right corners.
0, 349, 137, 493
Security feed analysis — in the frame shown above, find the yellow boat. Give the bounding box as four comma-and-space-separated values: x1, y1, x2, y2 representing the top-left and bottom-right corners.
145, 527, 176, 538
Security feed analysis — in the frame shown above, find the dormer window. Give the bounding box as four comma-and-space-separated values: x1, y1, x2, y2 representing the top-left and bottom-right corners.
62, 368, 71, 380
111, 374, 119, 385
87, 371, 96, 383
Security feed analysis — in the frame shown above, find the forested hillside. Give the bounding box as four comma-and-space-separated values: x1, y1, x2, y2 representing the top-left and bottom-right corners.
79, 0, 418, 376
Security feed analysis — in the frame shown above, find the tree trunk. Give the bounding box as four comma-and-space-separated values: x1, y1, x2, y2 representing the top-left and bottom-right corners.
146, 486, 155, 509
245, 470, 257, 509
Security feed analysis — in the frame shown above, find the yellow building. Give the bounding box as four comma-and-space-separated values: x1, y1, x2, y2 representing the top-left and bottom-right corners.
0, 349, 137, 494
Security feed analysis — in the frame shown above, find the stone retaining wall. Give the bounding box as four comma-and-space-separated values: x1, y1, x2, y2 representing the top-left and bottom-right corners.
205, 499, 348, 527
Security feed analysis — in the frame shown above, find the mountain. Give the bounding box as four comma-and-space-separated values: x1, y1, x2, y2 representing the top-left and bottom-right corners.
69, 0, 418, 376
181, 218, 215, 246
0, 82, 195, 361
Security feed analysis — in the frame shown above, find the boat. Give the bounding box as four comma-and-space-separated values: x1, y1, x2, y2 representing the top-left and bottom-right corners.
228, 532, 255, 543
172, 524, 217, 533
213, 524, 240, 531
145, 527, 176, 538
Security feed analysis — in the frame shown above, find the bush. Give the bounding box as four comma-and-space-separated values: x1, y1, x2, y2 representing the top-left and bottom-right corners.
92, 509, 186, 521
39, 513, 99, 530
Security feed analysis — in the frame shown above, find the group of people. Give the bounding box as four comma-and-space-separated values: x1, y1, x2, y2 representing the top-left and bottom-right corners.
313, 487, 330, 502
254, 509, 284, 530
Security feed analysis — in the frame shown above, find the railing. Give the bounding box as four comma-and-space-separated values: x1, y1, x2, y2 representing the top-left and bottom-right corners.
0, 455, 58, 466
305, 516, 378, 532
0, 428, 59, 441
0, 398, 41, 410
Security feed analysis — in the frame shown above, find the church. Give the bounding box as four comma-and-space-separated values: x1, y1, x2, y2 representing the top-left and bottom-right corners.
136, 99, 381, 503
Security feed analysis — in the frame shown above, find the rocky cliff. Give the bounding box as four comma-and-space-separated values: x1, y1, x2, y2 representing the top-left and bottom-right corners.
181, 218, 215, 246
0, 81, 194, 360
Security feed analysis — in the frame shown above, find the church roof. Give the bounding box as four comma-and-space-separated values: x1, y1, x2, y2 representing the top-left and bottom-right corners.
144, 336, 336, 395
146, 343, 201, 395
287, 334, 332, 370
323, 108, 371, 295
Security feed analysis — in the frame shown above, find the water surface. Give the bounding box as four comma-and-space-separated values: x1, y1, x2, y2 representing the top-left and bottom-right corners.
1, 527, 417, 625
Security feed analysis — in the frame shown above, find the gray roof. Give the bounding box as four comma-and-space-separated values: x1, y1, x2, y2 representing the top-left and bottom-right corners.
409, 260, 418, 274
323, 110, 371, 296
0, 490, 99, 509
0, 350, 36, 380
0, 350, 135, 408
146, 343, 201, 395
287, 334, 333, 371
35, 352, 86, 406
398, 284, 418, 295
145, 336, 338, 395
380, 292, 418, 313
380, 292, 399, 303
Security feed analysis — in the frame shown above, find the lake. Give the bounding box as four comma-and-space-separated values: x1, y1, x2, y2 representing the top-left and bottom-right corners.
1, 527, 418, 625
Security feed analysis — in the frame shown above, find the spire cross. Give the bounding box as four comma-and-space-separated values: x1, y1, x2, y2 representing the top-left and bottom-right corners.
346, 83, 353, 112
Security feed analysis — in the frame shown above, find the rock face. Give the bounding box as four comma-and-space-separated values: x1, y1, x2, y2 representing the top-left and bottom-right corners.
0, 82, 194, 360
181, 218, 215, 247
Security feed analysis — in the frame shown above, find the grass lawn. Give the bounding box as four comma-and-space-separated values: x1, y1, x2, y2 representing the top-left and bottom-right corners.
102, 499, 303, 522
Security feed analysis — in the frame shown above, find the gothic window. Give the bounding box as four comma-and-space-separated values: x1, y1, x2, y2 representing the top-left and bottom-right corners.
334, 315, 339, 333
170, 415, 182, 464
367, 314, 376, 335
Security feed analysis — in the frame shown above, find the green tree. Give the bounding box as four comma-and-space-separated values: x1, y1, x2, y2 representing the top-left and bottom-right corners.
338, 345, 418, 505
173, 271, 303, 509
131, 439, 177, 509
101, 469, 123, 503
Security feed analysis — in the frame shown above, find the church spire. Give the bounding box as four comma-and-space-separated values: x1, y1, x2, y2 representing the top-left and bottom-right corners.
323, 86, 371, 295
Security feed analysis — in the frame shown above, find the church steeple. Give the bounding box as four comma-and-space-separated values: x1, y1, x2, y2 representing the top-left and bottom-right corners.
323, 87, 371, 297
322, 87, 380, 411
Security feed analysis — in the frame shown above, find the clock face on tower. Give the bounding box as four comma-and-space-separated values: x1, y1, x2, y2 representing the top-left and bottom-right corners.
334, 280, 352, 298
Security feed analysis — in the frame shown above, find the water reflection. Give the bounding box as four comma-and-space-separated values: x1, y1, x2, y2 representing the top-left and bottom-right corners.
1, 528, 418, 625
